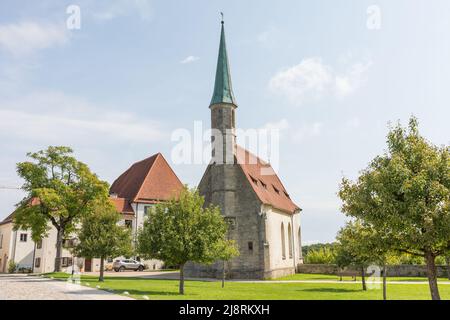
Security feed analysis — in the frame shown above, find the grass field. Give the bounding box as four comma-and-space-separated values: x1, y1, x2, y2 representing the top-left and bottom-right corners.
45, 272, 450, 300
275, 273, 450, 282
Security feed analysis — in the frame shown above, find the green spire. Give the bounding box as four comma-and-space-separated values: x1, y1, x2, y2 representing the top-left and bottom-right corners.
210, 20, 236, 106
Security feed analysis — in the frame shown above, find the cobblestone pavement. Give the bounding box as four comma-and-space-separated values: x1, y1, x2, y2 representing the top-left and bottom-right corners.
0, 274, 134, 300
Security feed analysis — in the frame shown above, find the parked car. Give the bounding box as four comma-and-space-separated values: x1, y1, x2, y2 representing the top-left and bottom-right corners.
113, 259, 145, 272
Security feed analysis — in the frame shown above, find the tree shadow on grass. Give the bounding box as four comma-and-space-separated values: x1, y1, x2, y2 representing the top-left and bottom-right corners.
116, 289, 182, 297
298, 288, 362, 293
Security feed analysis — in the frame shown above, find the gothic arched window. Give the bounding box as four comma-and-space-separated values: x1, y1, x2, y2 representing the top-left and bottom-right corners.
298, 227, 302, 259
288, 223, 293, 259
281, 223, 286, 260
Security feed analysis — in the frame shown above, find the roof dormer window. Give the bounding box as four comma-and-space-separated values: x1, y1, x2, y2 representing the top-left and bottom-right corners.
272, 185, 280, 194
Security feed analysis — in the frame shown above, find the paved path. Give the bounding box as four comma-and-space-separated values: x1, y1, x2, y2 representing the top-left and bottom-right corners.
0, 274, 134, 300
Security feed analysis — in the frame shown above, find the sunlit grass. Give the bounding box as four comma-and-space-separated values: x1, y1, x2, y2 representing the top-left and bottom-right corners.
45, 272, 450, 300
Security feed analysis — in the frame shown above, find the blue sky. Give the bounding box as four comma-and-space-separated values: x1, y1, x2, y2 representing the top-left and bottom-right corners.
0, 0, 449, 244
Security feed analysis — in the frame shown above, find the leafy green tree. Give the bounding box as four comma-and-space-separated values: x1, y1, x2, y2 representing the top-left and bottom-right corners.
335, 221, 373, 291
304, 247, 336, 264
74, 201, 133, 282
137, 187, 235, 294
14, 146, 110, 272
339, 117, 450, 300
302, 242, 337, 259
214, 239, 239, 288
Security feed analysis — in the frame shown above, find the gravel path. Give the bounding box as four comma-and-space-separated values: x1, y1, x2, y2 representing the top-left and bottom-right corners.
0, 274, 134, 300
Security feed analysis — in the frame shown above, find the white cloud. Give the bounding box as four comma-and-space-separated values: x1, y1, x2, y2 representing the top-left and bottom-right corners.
269, 57, 372, 105
335, 61, 372, 98
0, 91, 166, 145
292, 122, 324, 142
0, 22, 68, 56
260, 119, 290, 132
92, 0, 153, 21
180, 56, 199, 64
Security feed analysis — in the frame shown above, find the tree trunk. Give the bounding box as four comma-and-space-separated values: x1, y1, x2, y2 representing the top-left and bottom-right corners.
361, 266, 367, 291
54, 228, 64, 272
446, 256, 450, 281
179, 263, 185, 295
382, 264, 387, 301
424, 250, 440, 300
222, 260, 226, 288
99, 256, 104, 282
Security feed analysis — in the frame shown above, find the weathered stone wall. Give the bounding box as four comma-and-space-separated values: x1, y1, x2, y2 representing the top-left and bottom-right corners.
297, 264, 450, 278
185, 162, 267, 279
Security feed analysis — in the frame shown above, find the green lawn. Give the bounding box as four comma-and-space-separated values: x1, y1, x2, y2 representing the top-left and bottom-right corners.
45, 273, 450, 300
275, 273, 450, 282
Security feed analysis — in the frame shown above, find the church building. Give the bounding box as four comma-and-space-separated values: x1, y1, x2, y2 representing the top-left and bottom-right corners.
186, 20, 303, 279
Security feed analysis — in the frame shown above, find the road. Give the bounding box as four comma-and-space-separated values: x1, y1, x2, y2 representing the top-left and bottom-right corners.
0, 274, 134, 300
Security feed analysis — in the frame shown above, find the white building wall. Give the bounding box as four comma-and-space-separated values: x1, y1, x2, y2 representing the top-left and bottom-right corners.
130, 202, 164, 269
265, 206, 302, 271
33, 225, 74, 273
0, 223, 13, 272
10, 229, 35, 271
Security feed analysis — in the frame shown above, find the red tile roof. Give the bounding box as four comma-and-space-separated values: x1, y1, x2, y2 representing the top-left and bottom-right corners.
0, 212, 14, 225
236, 146, 300, 214
110, 153, 184, 203
110, 197, 134, 215
0, 198, 40, 225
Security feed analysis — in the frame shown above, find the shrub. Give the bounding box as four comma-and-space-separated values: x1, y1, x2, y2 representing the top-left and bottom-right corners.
7, 261, 17, 273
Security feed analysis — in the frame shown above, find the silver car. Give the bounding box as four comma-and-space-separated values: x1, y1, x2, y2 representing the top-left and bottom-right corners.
113, 259, 145, 272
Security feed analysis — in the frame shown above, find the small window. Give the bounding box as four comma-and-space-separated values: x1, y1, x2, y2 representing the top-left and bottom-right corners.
0, 234, 3, 248
62, 238, 76, 248
125, 220, 132, 228
249, 175, 258, 185
36, 240, 42, 249
20, 233, 27, 242
260, 180, 267, 189
248, 241, 253, 251
61, 257, 73, 267
272, 185, 280, 194
35, 258, 41, 268
144, 206, 153, 216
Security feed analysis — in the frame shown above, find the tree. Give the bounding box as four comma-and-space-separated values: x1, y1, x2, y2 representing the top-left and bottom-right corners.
137, 187, 236, 294
339, 117, 450, 300
214, 239, 239, 288
302, 242, 337, 259
304, 246, 336, 264
74, 200, 132, 282
335, 221, 374, 291
14, 146, 110, 272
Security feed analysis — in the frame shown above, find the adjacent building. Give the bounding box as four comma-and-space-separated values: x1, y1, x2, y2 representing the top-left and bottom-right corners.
0, 152, 184, 273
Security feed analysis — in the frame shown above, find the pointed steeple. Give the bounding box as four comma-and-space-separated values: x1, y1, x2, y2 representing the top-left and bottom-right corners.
210, 19, 237, 107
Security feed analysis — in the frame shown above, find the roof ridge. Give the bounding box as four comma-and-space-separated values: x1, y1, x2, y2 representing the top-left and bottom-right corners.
155, 153, 184, 188
133, 153, 161, 202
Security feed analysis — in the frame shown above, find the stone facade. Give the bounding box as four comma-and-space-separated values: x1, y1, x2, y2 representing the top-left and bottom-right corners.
187, 160, 268, 279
